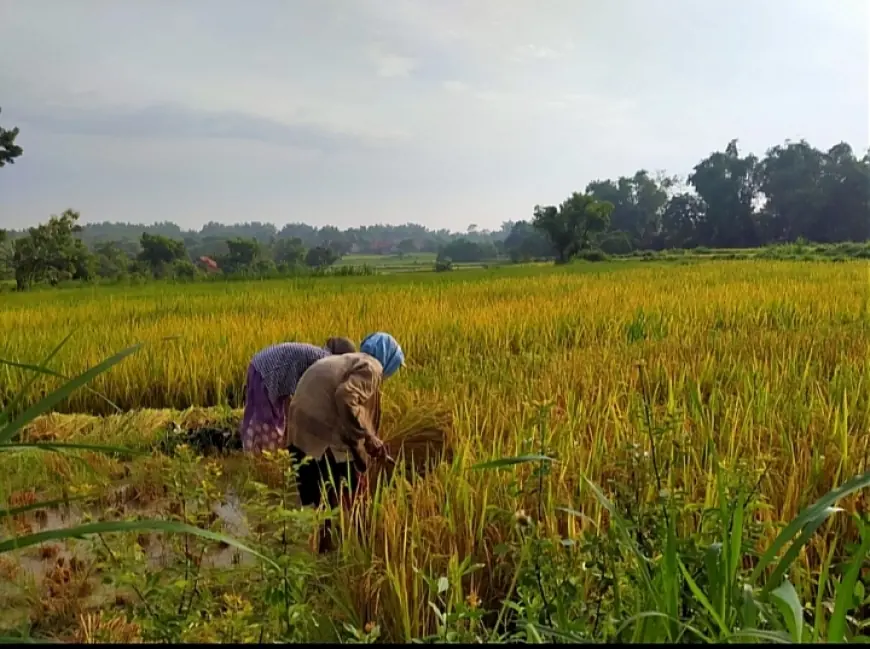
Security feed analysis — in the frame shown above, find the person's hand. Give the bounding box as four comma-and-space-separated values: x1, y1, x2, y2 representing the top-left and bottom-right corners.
364, 435, 385, 459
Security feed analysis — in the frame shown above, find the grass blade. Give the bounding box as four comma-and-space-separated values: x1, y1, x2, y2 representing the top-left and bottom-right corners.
0, 331, 75, 426
0, 358, 123, 416
0, 495, 86, 519
0, 519, 278, 569
750, 470, 870, 585
0, 442, 145, 457
828, 521, 870, 643
678, 558, 728, 637
0, 343, 143, 444
471, 454, 556, 470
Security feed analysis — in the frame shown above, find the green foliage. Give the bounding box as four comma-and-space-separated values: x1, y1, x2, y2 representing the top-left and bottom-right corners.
0, 107, 23, 168
138, 232, 188, 277
12, 210, 90, 291
220, 237, 262, 274
272, 236, 306, 267
437, 238, 497, 263
304, 245, 339, 269
532, 193, 614, 264
504, 221, 556, 262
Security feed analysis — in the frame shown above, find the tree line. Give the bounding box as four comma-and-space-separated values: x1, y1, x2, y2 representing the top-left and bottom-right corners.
1, 106, 867, 289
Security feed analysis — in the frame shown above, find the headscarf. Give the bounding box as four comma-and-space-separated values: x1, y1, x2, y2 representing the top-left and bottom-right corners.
360, 332, 405, 378
324, 336, 356, 355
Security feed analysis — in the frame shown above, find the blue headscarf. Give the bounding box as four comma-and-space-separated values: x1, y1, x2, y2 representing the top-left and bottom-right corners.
360, 332, 405, 378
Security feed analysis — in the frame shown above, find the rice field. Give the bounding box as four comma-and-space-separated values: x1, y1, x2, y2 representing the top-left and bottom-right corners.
1, 259, 869, 642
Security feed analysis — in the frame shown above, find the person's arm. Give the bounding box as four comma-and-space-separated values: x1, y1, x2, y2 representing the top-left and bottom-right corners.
334, 358, 384, 463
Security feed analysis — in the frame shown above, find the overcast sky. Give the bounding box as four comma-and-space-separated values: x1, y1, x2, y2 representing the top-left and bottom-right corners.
0, 0, 867, 232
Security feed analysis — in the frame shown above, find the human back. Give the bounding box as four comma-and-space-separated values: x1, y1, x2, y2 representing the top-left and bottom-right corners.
287, 352, 384, 466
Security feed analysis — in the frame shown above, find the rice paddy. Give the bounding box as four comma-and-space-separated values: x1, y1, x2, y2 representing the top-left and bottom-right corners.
1, 259, 869, 642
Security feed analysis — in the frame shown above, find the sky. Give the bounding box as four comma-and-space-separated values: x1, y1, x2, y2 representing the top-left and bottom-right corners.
0, 0, 868, 233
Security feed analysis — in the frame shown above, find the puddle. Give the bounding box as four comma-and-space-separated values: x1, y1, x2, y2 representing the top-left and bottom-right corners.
6, 484, 268, 586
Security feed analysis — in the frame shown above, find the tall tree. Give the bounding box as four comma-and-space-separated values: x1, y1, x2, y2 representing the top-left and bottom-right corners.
220, 237, 262, 274
757, 140, 825, 242
0, 107, 23, 168
138, 232, 188, 277
688, 140, 761, 248
272, 237, 306, 267
587, 170, 673, 249
12, 209, 87, 290
532, 193, 613, 264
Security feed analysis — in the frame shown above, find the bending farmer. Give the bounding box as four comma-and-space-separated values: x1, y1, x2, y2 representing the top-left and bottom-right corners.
286, 331, 405, 551
241, 337, 357, 453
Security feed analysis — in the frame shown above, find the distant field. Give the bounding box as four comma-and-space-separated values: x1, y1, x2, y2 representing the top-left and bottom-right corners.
1, 258, 868, 641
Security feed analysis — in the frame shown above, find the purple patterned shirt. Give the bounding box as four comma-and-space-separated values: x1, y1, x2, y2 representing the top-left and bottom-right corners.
250, 343, 329, 404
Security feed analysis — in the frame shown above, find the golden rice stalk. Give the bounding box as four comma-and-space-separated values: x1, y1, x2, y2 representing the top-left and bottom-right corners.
75, 611, 142, 644
377, 394, 452, 479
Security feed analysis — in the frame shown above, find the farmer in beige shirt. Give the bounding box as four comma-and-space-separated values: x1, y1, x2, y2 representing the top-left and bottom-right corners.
285, 332, 405, 551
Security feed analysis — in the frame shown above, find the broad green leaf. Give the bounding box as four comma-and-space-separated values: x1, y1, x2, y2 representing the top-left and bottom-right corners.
763, 507, 842, 594
828, 524, 870, 643
750, 470, 870, 585
770, 579, 804, 643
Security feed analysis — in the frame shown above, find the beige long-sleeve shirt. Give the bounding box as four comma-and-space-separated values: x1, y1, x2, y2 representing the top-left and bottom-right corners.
285, 352, 383, 468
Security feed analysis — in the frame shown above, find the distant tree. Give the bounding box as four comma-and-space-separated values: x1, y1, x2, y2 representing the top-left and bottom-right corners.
94, 242, 132, 280
586, 170, 672, 250
12, 209, 88, 290
138, 232, 188, 277
305, 245, 339, 269
0, 107, 23, 168
504, 220, 555, 262
220, 237, 262, 274
0, 229, 10, 278
688, 139, 760, 248
396, 238, 418, 258
437, 238, 497, 263
532, 193, 613, 264
660, 193, 707, 249
272, 236, 306, 267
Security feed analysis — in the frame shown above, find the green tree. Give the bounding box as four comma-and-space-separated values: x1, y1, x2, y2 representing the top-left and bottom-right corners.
0, 230, 12, 279
305, 245, 339, 269
220, 237, 262, 274
503, 221, 555, 262
532, 193, 613, 264
0, 107, 23, 168
660, 193, 707, 249
586, 170, 673, 250
138, 232, 188, 278
94, 241, 133, 280
756, 140, 825, 243
12, 209, 88, 290
437, 238, 497, 263
396, 238, 418, 258
272, 237, 306, 268
688, 139, 760, 247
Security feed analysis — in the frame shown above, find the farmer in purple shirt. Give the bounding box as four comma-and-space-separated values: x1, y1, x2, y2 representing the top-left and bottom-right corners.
240, 337, 356, 453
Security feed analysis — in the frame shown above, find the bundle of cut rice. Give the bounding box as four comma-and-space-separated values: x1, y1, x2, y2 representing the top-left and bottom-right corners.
376, 394, 452, 481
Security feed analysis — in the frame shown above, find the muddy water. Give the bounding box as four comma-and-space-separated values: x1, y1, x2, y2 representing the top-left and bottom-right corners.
9, 486, 261, 586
